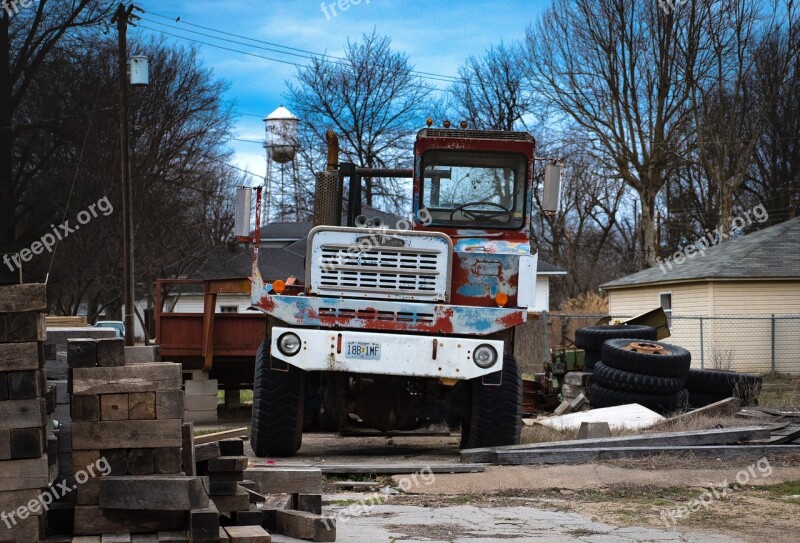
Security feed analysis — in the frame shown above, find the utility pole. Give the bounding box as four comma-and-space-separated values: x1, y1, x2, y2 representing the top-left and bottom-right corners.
113, 3, 136, 346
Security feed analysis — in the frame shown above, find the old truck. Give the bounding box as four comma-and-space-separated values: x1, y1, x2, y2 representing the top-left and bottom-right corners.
240, 125, 561, 456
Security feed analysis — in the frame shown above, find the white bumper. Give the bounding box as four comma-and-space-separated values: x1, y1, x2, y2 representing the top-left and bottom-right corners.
270, 327, 504, 380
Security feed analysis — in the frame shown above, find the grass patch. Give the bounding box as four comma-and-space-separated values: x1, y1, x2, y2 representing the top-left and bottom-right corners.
760, 374, 800, 408
215, 389, 254, 405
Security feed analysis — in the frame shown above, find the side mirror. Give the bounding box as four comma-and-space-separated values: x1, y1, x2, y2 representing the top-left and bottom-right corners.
233, 187, 253, 239
542, 163, 563, 214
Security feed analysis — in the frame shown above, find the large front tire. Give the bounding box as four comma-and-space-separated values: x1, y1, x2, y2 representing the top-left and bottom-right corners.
250, 339, 306, 457
462, 355, 523, 449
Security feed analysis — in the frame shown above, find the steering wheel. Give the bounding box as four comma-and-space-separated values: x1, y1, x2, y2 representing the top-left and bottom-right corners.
450, 201, 513, 223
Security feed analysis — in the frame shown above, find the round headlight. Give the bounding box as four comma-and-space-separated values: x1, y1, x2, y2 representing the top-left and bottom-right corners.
277, 333, 302, 356
473, 344, 498, 369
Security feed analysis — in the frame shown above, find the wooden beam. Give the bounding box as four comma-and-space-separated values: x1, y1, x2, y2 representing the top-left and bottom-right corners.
0, 283, 46, 312
101, 394, 130, 421
275, 510, 335, 542
99, 476, 208, 511
156, 390, 184, 420
0, 342, 39, 371
72, 420, 182, 449
223, 526, 271, 543
0, 456, 49, 491
71, 363, 182, 395
194, 442, 221, 463
194, 427, 248, 445
181, 422, 197, 476
659, 397, 742, 426
460, 425, 773, 463
244, 468, 323, 495
0, 399, 44, 430
96, 338, 126, 367
493, 444, 800, 465
73, 506, 186, 536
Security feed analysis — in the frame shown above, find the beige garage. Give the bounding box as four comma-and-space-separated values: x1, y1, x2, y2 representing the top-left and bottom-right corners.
601, 217, 800, 374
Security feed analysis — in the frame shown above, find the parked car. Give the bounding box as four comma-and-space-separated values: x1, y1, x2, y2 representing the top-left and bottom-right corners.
95, 320, 125, 338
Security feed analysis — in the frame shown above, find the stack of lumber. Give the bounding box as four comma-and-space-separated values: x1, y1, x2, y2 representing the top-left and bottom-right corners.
68, 351, 197, 536
183, 370, 219, 423
43, 326, 115, 380
0, 283, 51, 543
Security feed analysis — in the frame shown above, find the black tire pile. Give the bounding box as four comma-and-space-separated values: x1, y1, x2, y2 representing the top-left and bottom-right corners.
686, 369, 763, 408
575, 325, 658, 371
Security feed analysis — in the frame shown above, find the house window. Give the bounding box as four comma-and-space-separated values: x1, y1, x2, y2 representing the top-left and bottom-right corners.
220, 306, 239, 313
659, 293, 672, 327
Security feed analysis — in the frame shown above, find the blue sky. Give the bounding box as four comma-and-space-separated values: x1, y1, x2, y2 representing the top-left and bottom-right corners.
134, 0, 547, 180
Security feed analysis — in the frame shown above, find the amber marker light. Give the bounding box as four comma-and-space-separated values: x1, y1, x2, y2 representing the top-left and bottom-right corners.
443, 120, 451, 128
426, 118, 434, 127
272, 280, 286, 294
495, 292, 508, 307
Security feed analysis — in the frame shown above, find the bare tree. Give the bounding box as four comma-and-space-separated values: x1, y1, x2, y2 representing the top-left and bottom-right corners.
688, 0, 798, 233
287, 31, 431, 215
523, 0, 703, 268
0, 0, 114, 282
450, 43, 531, 131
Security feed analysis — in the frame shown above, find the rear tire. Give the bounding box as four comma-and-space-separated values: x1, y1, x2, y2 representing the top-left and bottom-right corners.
575, 325, 657, 352
601, 339, 691, 378
589, 383, 689, 415
250, 339, 306, 457
593, 361, 686, 394
462, 355, 523, 449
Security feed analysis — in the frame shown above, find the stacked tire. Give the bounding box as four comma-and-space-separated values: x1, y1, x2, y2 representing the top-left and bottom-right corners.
686, 369, 763, 408
589, 339, 691, 415
575, 325, 658, 371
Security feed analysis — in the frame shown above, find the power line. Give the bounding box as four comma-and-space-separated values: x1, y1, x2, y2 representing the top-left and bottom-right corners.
139, 12, 461, 83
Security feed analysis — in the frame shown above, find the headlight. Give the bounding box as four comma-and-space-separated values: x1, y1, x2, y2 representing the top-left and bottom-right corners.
277, 333, 302, 356
473, 344, 498, 369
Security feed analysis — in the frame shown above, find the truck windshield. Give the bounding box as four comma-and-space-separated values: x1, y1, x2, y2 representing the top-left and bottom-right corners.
420, 151, 526, 229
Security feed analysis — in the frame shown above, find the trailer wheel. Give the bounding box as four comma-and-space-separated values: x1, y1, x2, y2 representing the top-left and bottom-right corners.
462, 355, 523, 449
601, 339, 691, 378
250, 339, 306, 457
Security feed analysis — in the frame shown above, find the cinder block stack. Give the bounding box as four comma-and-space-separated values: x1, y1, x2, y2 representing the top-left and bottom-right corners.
67, 347, 198, 536
0, 283, 50, 543
562, 371, 592, 404
183, 369, 219, 423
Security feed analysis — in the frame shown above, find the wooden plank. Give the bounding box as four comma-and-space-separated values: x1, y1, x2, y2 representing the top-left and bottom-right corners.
0, 342, 39, 371
181, 422, 197, 476
189, 502, 220, 542
101, 394, 129, 421
96, 338, 125, 367
10, 427, 45, 459
244, 468, 323, 495
67, 339, 97, 368
101, 535, 132, 543
72, 450, 101, 475
461, 425, 774, 463
224, 526, 272, 543
208, 471, 244, 483
4, 311, 46, 342
156, 531, 189, 542
218, 528, 230, 543
129, 392, 156, 420
207, 456, 248, 472
0, 399, 44, 430
76, 477, 101, 505
99, 476, 208, 511
0, 372, 7, 401
210, 486, 249, 513
127, 448, 154, 475
153, 447, 182, 474
73, 506, 187, 536
0, 283, 46, 312
659, 397, 742, 425
194, 442, 221, 463
0, 513, 44, 543
72, 395, 101, 422
71, 363, 182, 395
0, 429, 9, 460
268, 464, 485, 475
0, 456, 49, 491
72, 420, 182, 450
194, 427, 247, 445
131, 536, 158, 543
275, 510, 335, 542
156, 390, 184, 420
493, 444, 800, 465
7, 370, 42, 399
260, 495, 292, 532
101, 449, 128, 476
0, 489, 44, 517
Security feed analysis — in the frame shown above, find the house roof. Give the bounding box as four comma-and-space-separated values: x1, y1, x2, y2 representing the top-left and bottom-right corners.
602, 217, 800, 290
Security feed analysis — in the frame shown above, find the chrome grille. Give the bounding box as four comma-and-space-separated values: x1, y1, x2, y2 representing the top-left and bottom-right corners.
318, 307, 435, 324
308, 227, 452, 301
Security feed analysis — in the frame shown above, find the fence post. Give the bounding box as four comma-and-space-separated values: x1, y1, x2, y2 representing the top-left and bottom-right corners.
699, 317, 704, 369
771, 314, 776, 376
542, 311, 549, 365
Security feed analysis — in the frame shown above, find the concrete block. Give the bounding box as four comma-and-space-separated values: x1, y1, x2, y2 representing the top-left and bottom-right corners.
185, 379, 218, 396
124, 345, 160, 363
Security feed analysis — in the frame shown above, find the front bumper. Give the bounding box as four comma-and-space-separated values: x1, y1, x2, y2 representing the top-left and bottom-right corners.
270, 327, 504, 380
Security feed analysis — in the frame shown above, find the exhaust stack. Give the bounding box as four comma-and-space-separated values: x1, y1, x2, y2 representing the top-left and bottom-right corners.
313, 130, 343, 227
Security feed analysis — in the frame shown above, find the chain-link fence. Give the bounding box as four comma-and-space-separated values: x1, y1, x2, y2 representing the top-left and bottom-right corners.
515, 313, 800, 375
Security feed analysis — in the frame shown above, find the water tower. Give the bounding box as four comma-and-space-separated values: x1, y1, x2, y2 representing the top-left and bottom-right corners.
264, 106, 299, 222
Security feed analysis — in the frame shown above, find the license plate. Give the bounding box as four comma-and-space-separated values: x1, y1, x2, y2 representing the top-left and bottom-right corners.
345, 342, 381, 360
